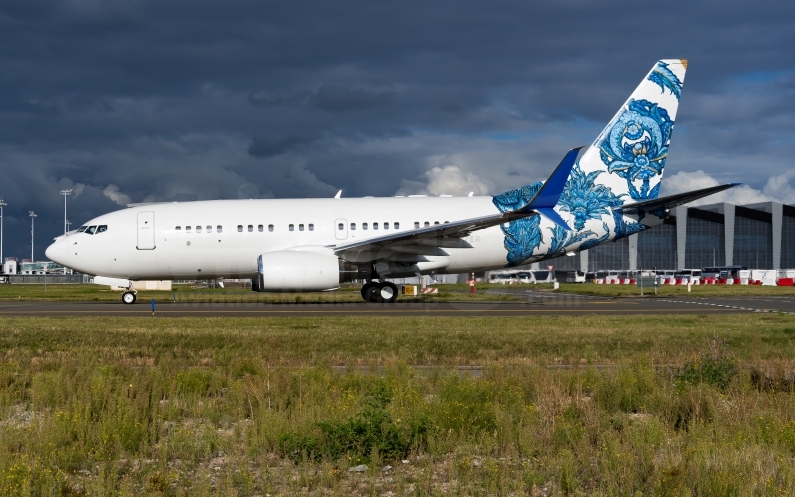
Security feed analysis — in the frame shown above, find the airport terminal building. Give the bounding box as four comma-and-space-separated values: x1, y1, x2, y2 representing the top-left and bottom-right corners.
548, 201, 795, 272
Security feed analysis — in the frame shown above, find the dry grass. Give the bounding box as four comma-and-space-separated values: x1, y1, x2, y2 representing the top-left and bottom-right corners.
2, 315, 795, 495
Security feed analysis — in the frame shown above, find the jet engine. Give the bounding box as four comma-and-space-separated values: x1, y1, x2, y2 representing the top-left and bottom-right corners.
256, 251, 367, 292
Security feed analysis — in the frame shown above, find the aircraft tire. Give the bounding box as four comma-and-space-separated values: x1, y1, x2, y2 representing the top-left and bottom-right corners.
122, 291, 137, 305
380, 282, 398, 303
361, 283, 382, 303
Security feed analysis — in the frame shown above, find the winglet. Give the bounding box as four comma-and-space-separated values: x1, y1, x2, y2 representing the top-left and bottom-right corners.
520, 147, 582, 230
334, 190, 342, 199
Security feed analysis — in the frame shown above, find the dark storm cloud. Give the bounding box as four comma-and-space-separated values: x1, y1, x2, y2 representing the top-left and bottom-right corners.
1, 0, 794, 260
248, 134, 320, 158
249, 86, 396, 112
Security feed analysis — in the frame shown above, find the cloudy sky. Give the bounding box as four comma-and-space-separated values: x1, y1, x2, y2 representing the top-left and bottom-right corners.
1, 0, 794, 260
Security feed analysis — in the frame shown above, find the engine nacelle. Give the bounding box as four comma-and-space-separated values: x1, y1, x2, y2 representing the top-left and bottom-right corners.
257, 251, 343, 292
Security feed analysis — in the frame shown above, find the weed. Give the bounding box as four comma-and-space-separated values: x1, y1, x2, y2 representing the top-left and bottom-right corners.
676, 338, 738, 391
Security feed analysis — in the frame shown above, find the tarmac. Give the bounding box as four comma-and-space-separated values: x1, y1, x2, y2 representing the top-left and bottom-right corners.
2, 289, 794, 316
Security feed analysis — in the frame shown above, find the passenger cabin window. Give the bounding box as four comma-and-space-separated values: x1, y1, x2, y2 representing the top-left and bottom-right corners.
338, 223, 344, 230
434, 221, 439, 225
175, 226, 181, 231
96, 225, 108, 234
299, 224, 304, 231
217, 225, 223, 233
384, 222, 388, 229
414, 222, 419, 229
268, 224, 274, 232
258, 224, 263, 232
77, 226, 87, 233
373, 223, 378, 230
308, 224, 314, 231
186, 226, 192, 233
196, 226, 202, 233
206, 225, 212, 233
248, 225, 253, 232
289, 224, 294, 231
424, 222, 430, 227
85, 226, 97, 235
363, 223, 368, 230
394, 222, 399, 229
237, 225, 243, 232
351, 223, 356, 230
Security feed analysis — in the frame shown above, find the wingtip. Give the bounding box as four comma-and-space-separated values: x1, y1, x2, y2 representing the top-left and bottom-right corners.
728, 182, 742, 187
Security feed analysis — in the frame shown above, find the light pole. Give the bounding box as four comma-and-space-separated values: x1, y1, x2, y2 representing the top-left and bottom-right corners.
60, 189, 72, 234
29, 211, 36, 261
63, 220, 71, 274
0, 198, 6, 265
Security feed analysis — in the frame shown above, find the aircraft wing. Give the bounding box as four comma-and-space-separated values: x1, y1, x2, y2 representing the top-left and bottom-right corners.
333, 147, 583, 260
333, 209, 535, 257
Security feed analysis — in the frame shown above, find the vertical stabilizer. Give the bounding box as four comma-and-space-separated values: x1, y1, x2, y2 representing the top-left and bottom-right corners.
576, 59, 687, 203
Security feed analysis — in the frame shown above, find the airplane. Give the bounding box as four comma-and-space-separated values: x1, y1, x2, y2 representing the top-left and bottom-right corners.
45, 59, 739, 304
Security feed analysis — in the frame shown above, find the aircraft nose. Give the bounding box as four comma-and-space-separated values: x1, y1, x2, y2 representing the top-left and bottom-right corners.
45, 239, 63, 264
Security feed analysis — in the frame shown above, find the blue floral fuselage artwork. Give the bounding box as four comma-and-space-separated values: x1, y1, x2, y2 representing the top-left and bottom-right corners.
598, 98, 674, 201
493, 161, 635, 266
492, 182, 544, 267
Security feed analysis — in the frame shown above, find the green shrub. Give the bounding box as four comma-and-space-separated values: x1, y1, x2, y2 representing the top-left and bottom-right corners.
175, 369, 215, 396
280, 381, 431, 464
435, 375, 496, 433
676, 338, 738, 391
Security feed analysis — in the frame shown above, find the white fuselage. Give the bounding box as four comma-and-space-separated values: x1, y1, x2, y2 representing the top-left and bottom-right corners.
45, 195, 662, 281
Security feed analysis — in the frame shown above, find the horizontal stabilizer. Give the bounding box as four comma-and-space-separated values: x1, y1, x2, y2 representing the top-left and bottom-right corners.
619, 183, 741, 215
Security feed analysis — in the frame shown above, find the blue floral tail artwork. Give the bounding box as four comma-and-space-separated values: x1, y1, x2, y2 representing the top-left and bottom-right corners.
576, 60, 688, 202
491, 60, 688, 267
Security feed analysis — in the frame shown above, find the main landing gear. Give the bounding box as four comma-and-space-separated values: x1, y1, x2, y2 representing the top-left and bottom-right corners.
122, 290, 137, 305
361, 281, 398, 303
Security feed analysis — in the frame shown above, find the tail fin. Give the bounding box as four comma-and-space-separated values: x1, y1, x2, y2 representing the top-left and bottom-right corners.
579, 60, 687, 200
554, 60, 687, 230
493, 60, 688, 234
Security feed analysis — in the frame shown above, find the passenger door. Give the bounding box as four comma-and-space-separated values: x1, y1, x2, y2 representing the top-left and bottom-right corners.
137, 211, 156, 250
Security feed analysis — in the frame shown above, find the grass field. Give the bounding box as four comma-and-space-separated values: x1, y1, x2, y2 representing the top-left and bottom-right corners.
0, 284, 520, 303
3, 281, 794, 304
3, 315, 795, 495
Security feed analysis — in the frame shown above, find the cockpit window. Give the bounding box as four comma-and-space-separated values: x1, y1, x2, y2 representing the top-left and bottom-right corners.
77, 226, 87, 233
85, 226, 97, 235
96, 225, 108, 234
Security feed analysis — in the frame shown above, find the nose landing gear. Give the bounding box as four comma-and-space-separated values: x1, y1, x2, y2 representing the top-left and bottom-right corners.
361, 281, 398, 303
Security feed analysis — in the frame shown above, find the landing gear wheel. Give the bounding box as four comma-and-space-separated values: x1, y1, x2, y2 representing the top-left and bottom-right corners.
380, 282, 398, 303
122, 291, 137, 305
361, 283, 383, 303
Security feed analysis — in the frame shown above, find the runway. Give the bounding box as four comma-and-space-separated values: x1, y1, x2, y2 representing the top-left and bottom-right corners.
2, 291, 794, 316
